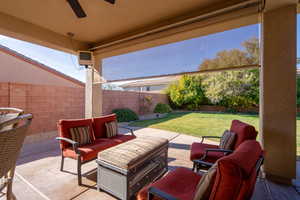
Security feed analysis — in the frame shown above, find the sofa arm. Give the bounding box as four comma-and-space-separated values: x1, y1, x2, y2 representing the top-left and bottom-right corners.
119, 126, 135, 136
56, 137, 80, 154
148, 187, 178, 200
200, 136, 221, 143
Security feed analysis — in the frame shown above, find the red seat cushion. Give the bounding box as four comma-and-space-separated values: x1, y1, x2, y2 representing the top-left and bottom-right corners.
190, 143, 223, 162
230, 120, 258, 149
137, 168, 201, 200
63, 134, 136, 161
110, 134, 136, 144
93, 114, 117, 138
63, 138, 116, 161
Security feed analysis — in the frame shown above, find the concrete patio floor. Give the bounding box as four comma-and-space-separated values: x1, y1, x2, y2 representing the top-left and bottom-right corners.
1, 127, 300, 200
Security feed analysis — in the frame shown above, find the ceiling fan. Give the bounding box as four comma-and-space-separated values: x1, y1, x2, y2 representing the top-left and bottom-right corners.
67, 0, 115, 18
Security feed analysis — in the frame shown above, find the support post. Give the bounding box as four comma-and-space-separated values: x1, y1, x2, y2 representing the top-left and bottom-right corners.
260, 5, 297, 185
85, 57, 103, 118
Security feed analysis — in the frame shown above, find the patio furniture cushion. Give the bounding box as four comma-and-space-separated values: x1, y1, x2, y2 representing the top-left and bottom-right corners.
210, 140, 263, 200
105, 120, 118, 138
98, 137, 168, 170
93, 114, 116, 138
219, 130, 236, 150
70, 126, 92, 146
193, 163, 218, 200
109, 134, 136, 144
137, 167, 202, 200
62, 134, 135, 161
190, 143, 223, 163
230, 120, 258, 149
63, 138, 116, 161
58, 118, 95, 149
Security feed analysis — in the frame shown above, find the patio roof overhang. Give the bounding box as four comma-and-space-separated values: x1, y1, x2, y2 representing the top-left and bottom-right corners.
0, 0, 298, 186
0, 0, 261, 56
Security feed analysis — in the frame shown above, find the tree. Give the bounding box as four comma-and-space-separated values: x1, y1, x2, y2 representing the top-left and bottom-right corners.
200, 37, 259, 71
200, 49, 249, 71
166, 75, 207, 109
200, 37, 260, 109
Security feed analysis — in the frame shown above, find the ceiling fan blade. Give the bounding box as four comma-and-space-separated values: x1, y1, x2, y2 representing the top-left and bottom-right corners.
67, 0, 87, 18
104, 0, 115, 4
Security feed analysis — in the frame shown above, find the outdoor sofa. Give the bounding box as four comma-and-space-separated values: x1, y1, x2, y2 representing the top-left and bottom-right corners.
56, 114, 135, 185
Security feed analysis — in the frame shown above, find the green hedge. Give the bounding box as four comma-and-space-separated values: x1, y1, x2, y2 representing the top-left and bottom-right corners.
112, 108, 138, 122
154, 103, 172, 114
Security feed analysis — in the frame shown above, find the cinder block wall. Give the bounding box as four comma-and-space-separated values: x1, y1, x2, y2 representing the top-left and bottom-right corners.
0, 82, 85, 140
0, 83, 169, 142
102, 90, 169, 115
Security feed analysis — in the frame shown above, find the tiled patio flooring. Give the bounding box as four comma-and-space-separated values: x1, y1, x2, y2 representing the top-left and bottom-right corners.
1, 127, 299, 200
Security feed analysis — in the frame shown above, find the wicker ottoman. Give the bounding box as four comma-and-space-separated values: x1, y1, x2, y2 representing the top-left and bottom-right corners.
96, 136, 169, 200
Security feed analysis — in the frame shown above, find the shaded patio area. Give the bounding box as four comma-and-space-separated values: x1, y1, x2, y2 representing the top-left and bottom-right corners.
2, 127, 299, 200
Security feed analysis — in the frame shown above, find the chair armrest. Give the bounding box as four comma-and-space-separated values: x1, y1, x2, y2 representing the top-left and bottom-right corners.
201, 148, 233, 160
200, 136, 221, 143
56, 137, 80, 154
119, 126, 135, 136
0, 107, 24, 114
205, 148, 233, 155
193, 159, 214, 168
148, 187, 178, 200
205, 148, 233, 153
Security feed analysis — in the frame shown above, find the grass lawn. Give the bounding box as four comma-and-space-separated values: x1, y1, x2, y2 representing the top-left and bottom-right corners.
129, 112, 300, 155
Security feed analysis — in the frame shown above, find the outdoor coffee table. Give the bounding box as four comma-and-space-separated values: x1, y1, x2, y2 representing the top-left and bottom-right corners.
96, 136, 169, 200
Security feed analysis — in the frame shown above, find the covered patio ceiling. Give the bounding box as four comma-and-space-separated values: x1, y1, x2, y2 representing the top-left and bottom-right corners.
0, 0, 267, 57
0, 0, 295, 57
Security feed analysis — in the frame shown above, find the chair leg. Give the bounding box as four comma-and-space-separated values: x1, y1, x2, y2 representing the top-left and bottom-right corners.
148, 191, 154, 200
6, 169, 16, 200
77, 158, 82, 185
60, 155, 65, 171
192, 161, 196, 172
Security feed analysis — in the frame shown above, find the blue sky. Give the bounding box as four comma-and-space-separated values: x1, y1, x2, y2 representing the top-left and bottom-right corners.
0, 16, 299, 82
103, 24, 259, 80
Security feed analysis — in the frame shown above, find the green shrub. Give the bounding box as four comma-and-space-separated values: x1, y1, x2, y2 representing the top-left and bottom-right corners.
112, 108, 138, 122
154, 103, 172, 113
165, 75, 207, 109
202, 69, 259, 109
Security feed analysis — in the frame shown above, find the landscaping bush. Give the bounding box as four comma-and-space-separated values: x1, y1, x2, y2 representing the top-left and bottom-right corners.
154, 103, 172, 113
112, 108, 138, 122
166, 75, 207, 109
202, 69, 259, 109
165, 38, 260, 111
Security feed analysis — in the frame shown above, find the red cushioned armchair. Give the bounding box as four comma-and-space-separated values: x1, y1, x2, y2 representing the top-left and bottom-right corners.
190, 120, 258, 171
137, 140, 264, 200
56, 114, 136, 185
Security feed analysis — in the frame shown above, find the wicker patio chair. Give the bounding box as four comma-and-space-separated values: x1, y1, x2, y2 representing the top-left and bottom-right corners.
0, 110, 32, 200
0, 108, 24, 130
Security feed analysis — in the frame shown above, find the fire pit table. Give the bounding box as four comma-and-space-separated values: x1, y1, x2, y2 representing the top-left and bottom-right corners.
96, 136, 169, 200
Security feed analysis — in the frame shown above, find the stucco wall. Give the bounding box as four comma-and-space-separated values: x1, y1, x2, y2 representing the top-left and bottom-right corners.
0, 51, 83, 87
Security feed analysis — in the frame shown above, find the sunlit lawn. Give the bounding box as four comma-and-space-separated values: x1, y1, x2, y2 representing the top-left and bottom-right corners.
129, 112, 300, 155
